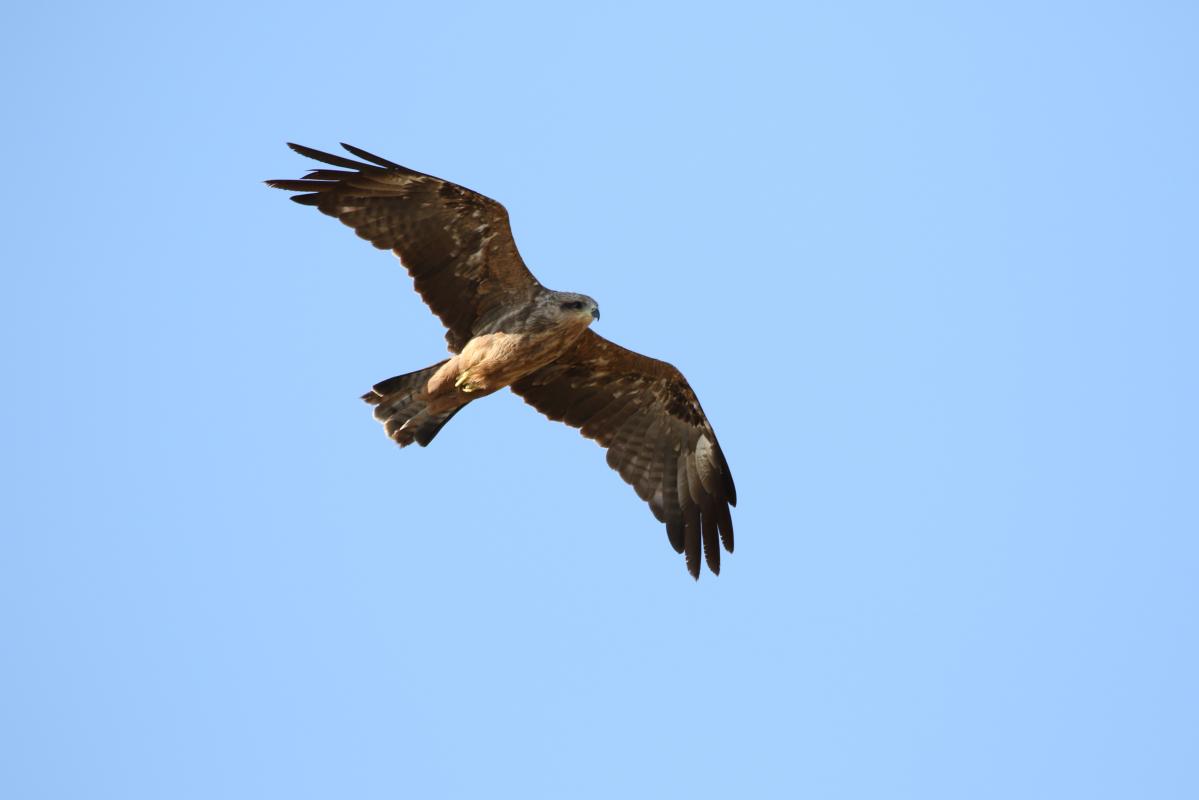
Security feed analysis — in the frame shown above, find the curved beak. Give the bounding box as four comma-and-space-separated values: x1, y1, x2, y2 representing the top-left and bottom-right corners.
591, 306, 601, 321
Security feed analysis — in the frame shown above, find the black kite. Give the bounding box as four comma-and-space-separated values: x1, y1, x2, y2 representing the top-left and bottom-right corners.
267, 144, 736, 578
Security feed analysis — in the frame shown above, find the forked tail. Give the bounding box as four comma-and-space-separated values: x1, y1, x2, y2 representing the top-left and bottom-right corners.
362, 361, 463, 447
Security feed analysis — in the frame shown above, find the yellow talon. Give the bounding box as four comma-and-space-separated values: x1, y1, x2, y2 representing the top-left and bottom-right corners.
455, 370, 476, 392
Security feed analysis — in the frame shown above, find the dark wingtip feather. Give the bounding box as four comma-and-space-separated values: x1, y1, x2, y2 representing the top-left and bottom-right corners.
666, 519, 685, 554
266, 179, 333, 191
717, 503, 734, 553
303, 169, 356, 180
683, 506, 701, 580
287, 142, 368, 170
701, 507, 721, 575
341, 142, 402, 169
289, 194, 322, 206
720, 449, 737, 506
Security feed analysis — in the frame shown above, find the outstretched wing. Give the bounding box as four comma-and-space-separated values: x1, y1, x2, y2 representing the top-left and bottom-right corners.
511, 331, 736, 579
267, 143, 541, 351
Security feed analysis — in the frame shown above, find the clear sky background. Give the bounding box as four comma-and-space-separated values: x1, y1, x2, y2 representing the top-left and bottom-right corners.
2, 2, 1196, 798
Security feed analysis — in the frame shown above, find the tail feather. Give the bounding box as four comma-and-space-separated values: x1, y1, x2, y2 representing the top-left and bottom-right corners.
366, 361, 447, 398
362, 361, 463, 448
409, 405, 464, 447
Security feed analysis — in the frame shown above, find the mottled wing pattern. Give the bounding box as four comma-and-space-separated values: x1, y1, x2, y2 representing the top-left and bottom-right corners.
511, 331, 736, 579
267, 143, 541, 351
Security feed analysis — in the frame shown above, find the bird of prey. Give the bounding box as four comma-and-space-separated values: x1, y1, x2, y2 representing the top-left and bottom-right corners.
267, 143, 736, 578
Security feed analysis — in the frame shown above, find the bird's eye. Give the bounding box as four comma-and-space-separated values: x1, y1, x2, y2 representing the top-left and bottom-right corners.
562, 301, 585, 311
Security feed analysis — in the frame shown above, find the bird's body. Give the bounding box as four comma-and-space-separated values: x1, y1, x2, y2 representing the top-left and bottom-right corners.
425, 291, 599, 402
375, 292, 597, 426
268, 143, 736, 578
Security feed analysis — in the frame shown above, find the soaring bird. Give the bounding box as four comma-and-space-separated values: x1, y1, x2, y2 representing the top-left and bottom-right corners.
267, 143, 736, 578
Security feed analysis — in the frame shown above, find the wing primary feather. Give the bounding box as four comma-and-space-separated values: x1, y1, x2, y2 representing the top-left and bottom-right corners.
679, 458, 701, 580
660, 436, 684, 552
701, 502, 721, 575
265, 179, 333, 191
684, 455, 705, 507
340, 142, 405, 170
303, 169, 361, 180
666, 519, 685, 554
683, 502, 701, 580
718, 444, 738, 506
290, 193, 322, 206
716, 501, 734, 552
287, 142, 367, 170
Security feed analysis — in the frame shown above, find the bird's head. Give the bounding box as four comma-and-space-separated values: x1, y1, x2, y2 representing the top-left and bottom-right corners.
548, 291, 600, 325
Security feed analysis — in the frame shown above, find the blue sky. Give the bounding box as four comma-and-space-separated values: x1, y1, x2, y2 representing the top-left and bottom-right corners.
2, 1, 1197, 798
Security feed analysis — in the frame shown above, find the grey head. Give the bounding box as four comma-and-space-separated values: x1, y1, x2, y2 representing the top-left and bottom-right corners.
526, 289, 601, 328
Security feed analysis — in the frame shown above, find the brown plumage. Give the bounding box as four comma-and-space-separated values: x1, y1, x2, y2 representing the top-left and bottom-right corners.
267, 143, 736, 579
511, 333, 736, 576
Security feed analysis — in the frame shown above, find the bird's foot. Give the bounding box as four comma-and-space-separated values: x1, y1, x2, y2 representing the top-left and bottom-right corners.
454, 369, 480, 393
